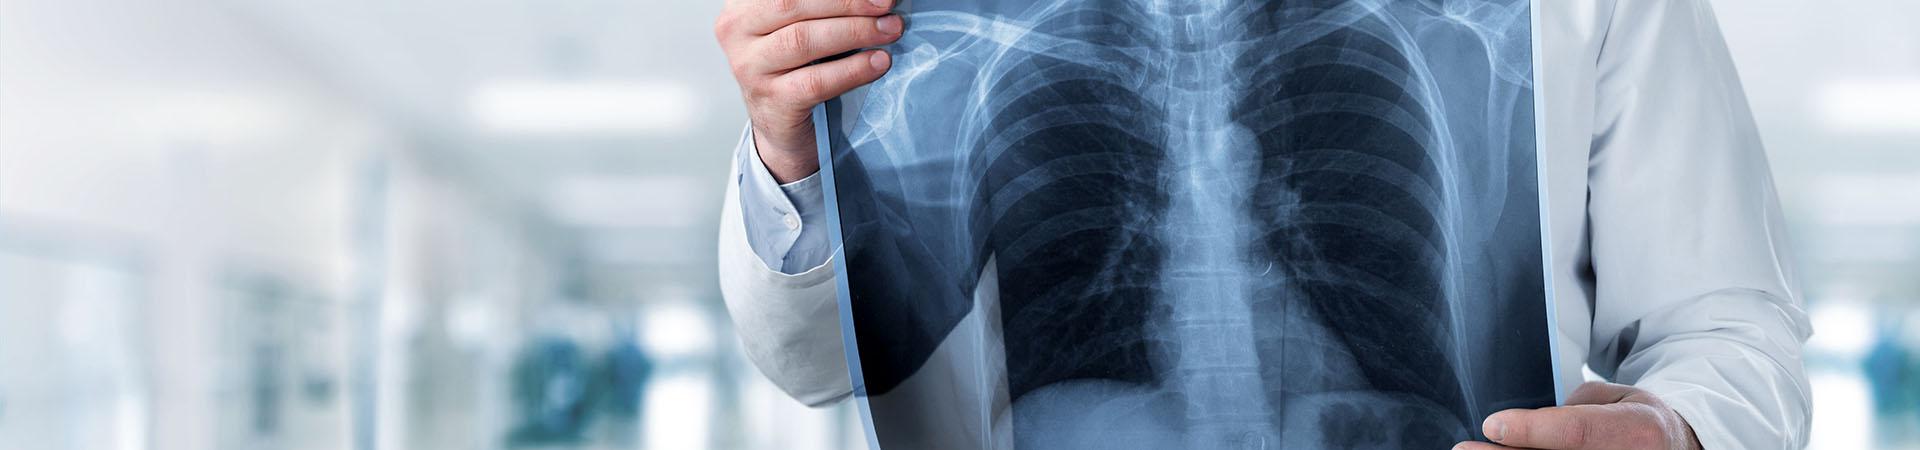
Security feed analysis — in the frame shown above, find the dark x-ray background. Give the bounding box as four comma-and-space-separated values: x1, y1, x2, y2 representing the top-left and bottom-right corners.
820, 0, 1554, 448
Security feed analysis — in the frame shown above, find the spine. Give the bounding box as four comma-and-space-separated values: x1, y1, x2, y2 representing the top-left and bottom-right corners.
1158, 2, 1280, 448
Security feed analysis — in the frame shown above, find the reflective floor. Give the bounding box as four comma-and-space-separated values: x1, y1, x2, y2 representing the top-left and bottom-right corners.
0, 0, 1915, 449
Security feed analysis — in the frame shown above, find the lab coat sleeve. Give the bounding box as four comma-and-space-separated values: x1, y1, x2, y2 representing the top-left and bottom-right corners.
1585, 1, 1814, 449
718, 124, 853, 407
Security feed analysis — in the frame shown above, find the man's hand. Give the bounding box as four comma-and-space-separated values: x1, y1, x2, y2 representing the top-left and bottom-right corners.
1456, 382, 1702, 450
716, 0, 902, 183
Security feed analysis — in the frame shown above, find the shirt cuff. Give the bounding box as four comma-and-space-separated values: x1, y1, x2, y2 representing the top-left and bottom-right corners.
734, 125, 836, 274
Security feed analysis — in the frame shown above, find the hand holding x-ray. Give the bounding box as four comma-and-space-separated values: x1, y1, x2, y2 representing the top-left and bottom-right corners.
715, 0, 904, 183
1460, 382, 1702, 450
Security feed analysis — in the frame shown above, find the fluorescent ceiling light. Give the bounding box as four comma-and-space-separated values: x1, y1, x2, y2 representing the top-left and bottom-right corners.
1816, 80, 1920, 134
470, 80, 700, 135
641, 301, 715, 359
1806, 301, 1874, 360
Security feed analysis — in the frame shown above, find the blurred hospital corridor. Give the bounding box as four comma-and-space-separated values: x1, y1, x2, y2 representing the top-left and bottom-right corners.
0, 1, 859, 449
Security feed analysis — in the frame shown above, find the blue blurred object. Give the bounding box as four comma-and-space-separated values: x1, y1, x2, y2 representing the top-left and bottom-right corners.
508, 337, 592, 446
1864, 316, 1920, 443
596, 335, 654, 418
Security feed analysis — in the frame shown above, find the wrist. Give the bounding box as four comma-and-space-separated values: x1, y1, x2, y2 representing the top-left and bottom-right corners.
751, 122, 822, 184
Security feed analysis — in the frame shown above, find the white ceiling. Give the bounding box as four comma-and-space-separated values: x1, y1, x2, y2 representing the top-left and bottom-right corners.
215, 0, 750, 270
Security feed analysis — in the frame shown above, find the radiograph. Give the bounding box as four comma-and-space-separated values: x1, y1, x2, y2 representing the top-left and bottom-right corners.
817, 1, 1556, 448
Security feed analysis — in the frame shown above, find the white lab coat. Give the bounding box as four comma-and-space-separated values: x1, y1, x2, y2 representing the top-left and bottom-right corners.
715, 0, 1813, 448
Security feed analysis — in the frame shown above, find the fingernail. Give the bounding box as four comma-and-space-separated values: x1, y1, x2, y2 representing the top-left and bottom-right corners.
868, 0, 890, 9
1485, 418, 1506, 441
869, 51, 890, 71
876, 15, 902, 35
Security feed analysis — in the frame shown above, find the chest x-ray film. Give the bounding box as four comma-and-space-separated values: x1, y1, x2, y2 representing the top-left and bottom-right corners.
814, 0, 1557, 448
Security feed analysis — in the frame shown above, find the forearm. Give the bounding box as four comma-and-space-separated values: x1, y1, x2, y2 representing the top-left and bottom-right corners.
1605, 289, 1812, 450
717, 125, 850, 406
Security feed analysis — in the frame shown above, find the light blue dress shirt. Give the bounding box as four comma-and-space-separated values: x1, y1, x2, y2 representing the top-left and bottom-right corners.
734, 127, 834, 274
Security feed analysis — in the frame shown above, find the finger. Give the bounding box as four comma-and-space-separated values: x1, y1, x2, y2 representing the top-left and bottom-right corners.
727, 0, 895, 36
1565, 381, 1637, 406
1485, 404, 1643, 450
769, 49, 891, 106
748, 15, 903, 74
1452, 441, 1518, 450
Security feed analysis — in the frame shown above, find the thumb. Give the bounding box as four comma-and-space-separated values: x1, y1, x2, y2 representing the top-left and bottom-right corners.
1484, 403, 1657, 450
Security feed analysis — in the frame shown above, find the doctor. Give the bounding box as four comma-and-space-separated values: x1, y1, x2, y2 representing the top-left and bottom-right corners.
711, 0, 1811, 449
